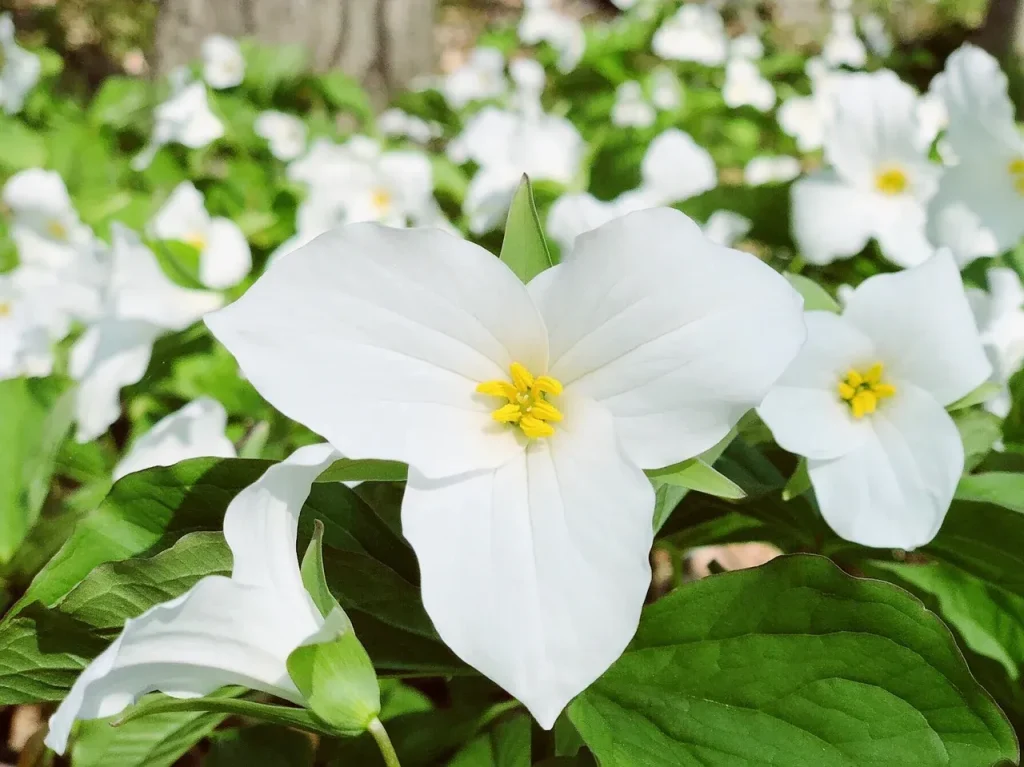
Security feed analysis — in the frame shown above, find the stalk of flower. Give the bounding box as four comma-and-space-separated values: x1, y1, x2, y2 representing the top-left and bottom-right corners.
758, 252, 991, 549
206, 207, 806, 727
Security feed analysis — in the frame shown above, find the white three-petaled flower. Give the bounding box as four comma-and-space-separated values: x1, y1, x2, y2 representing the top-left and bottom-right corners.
0, 13, 39, 114
201, 35, 245, 90
255, 110, 307, 161
132, 78, 224, 171
206, 208, 806, 726
758, 253, 991, 549
45, 443, 340, 755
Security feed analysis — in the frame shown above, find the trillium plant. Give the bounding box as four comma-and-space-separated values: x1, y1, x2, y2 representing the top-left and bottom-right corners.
5, 4, 1024, 766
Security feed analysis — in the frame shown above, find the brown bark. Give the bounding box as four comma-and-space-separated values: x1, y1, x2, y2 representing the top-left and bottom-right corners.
153, 0, 436, 100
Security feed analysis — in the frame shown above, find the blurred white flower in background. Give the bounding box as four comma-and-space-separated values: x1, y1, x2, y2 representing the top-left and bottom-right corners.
442, 47, 507, 109
519, 0, 585, 73
822, 11, 867, 68
915, 89, 948, 150
612, 80, 655, 128
149, 181, 252, 289
759, 254, 991, 549
378, 108, 441, 143
967, 268, 1024, 417
0, 13, 40, 115
201, 35, 245, 90
777, 58, 846, 152
255, 110, 307, 161
649, 66, 682, 111
723, 57, 775, 112
70, 225, 222, 442
132, 77, 224, 171
860, 13, 893, 58
653, 4, 728, 66
745, 155, 801, 186
791, 70, 939, 267
113, 397, 236, 481
702, 210, 752, 247
926, 45, 1024, 267
546, 194, 622, 252
730, 33, 764, 60
0, 272, 61, 380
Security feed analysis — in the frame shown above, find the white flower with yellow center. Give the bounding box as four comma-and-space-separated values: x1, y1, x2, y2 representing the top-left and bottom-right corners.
926, 45, 1024, 267
201, 34, 245, 90
0, 13, 39, 115
255, 110, 307, 161
791, 69, 940, 267
206, 208, 806, 727
758, 253, 991, 549
150, 181, 252, 289
132, 79, 224, 171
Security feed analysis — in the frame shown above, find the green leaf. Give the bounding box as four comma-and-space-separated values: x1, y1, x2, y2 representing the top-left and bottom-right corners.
500, 175, 554, 283
570, 555, 1018, 766
115, 694, 338, 737
0, 116, 46, 169
448, 714, 531, 767
956, 472, 1024, 513
948, 381, 1002, 412
781, 458, 810, 501
319, 72, 374, 123
243, 41, 309, 98
955, 408, 1003, 471
88, 76, 151, 128
316, 458, 409, 484
207, 725, 315, 767
0, 606, 98, 704
784, 273, 840, 312
647, 458, 745, 500
286, 609, 382, 735
301, 519, 340, 618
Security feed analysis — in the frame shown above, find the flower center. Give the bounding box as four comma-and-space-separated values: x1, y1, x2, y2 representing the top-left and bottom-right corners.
46, 219, 68, 241
837, 362, 896, 419
1008, 157, 1024, 195
185, 231, 207, 251
0, 301, 11, 318
874, 166, 908, 196
371, 187, 392, 213
476, 362, 564, 439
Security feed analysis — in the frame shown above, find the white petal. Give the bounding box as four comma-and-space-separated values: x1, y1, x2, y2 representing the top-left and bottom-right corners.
809, 381, 962, 549
44, 576, 319, 755
207, 224, 547, 478
201, 218, 252, 289
545, 193, 620, 251
531, 208, 806, 469
113, 398, 236, 480
640, 129, 717, 205
70, 320, 162, 442
465, 165, 520, 235
757, 311, 874, 460
843, 252, 991, 405
790, 171, 875, 265
150, 182, 210, 243
402, 396, 653, 728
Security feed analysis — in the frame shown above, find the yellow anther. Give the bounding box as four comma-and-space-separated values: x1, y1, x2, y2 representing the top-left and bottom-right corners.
838, 362, 896, 419
874, 166, 909, 196
509, 362, 534, 393
185, 231, 208, 251
1009, 158, 1024, 196
0, 302, 11, 318
371, 187, 392, 212
46, 219, 68, 240
477, 362, 563, 439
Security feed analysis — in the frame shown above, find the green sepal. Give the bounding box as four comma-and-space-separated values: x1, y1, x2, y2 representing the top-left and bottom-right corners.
500, 174, 554, 283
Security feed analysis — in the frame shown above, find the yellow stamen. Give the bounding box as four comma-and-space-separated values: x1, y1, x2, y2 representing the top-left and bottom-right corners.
477, 362, 563, 439
1009, 158, 1024, 196
46, 219, 68, 240
838, 362, 897, 419
874, 166, 908, 196
0, 302, 11, 318
185, 231, 207, 251
371, 187, 392, 213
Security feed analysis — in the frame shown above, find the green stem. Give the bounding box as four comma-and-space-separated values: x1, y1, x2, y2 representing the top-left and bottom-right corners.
368, 717, 401, 767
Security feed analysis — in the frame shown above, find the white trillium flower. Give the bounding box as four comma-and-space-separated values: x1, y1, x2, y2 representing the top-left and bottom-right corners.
442, 47, 507, 110
926, 45, 1024, 267
758, 253, 991, 549
730, 33, 765, 60
206, 210, 806, 727
702, 210, 752, 247
778, 95, 825, 152
255, 110, 307, 161
45, 442, 340, 755
723, 57, 776, 112
378, 108, 441, 144
132, 81, 224, 171
652, 4, 728, 66
915, 89, 948, 150
0, 13, 40, 114
861, 13, 893, 58
201, 35, 245, 90
822, 11, 867, 68
70, 225, 222, 442
968, 267, 1024, 418
650, 66, 682, 111
150, 182, 252, 289
745, 155, 801, 186
113, 397, 237, 481
611, 81, 655, 128
791, 70, 939, 267
0, 270, 59, 380
626, 128, 717, 207
518, 0, 585, 73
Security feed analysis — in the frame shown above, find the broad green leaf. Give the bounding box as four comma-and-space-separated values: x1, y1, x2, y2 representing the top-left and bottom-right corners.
316, 458, 409, 484
784, 273, 840, 312
948, 381, 1002, 412
115, 694, 338, 737
0, 117, 46, 169
781, 458, 810, 501
956, 472, 1024, 513
88, 76, 151, 128
448, 714, 531, 767
72, 689, 238, 767
570, 555, 1018, 766
301, 519, 340, 618
0, 606, 98, 704
319, 72, 374, 123
243, 41, 309, 98
500, 175, 554, 283
206, 725, 315, 767
955, 408, 1003, 470
287, 609, 381, 734
646, 458, 745, 500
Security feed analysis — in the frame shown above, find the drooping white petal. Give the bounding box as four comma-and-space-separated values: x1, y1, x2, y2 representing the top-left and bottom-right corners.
150, 182, 211, 244
530, 208, 805, 469
113, 398, 236, 480
808, 381, 963, 549
790, 170, 875, 265
464, 165, 521, 235
201, 217, 252, 289
842, 252, 991, 405
545, 193, 621, 252
207, 224, 548, 479
639, 129, 716, 205
757, 311, 874, 460
44, 576, 315, 755
701, 210, 751, 247
402, 396, 653, 728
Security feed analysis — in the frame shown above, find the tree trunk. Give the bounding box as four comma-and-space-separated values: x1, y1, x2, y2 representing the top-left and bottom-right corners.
153, 0, 435, 101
